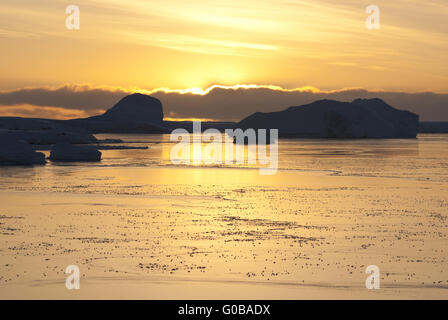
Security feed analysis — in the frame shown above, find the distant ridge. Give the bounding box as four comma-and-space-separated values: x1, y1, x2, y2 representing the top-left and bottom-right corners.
238, 98, 419, 138
0, 94, 431, 137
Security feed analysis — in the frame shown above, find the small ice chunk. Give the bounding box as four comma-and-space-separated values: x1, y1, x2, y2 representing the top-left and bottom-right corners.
49, 143, 102, 162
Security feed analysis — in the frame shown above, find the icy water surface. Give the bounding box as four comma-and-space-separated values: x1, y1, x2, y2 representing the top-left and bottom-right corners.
0, 134, 447, 299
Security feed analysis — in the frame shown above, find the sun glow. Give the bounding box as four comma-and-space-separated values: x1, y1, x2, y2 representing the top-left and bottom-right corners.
147, 84, 322, 96
1, 0, 448, 93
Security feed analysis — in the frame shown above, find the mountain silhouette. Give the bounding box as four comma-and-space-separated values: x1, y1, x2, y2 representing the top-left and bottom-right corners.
94, 93, 164, 123
0, 94, 420, 137
64, 93, 167, 133
237, 98, 418, 138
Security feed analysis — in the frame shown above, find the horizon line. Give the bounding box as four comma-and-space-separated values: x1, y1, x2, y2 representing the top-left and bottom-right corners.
2, 83, 448, 96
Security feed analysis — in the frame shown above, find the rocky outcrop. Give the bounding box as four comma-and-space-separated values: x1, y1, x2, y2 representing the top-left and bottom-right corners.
63, 93, 168, 133
100, 93, 164, 123
237, 98, 419, 138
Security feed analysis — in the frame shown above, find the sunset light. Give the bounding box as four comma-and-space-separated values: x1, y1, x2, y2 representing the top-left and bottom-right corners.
1, 0, 448, 307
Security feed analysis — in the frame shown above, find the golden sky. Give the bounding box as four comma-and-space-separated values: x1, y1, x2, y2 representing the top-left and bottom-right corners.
1, 0, 448, 94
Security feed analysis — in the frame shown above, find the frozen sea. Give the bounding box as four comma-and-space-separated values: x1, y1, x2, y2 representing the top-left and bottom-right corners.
0, 134, 447, 299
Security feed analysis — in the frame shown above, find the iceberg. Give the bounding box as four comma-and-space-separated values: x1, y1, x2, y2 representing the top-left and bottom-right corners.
49, 143, 102, 162
237, 98, 419, 138
0, 138, 46, 165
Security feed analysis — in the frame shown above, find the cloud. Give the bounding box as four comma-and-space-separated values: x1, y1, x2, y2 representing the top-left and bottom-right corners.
0, 84, 447, 122
0, 104, 95, 120
152, 86, 448, 122
0, 84, 129, 116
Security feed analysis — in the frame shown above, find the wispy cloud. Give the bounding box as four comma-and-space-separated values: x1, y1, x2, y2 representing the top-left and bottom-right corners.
1, 0, 447, 90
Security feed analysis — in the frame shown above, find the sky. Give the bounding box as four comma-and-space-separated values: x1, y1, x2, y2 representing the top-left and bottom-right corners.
0, 0, 447, 120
